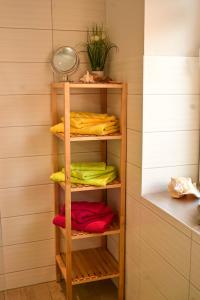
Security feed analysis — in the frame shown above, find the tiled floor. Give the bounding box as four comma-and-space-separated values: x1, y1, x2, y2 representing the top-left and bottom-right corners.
0, 280, 117, 300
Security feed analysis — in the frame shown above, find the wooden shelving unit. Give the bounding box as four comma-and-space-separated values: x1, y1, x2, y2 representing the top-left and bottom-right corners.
51, 82, 127, 300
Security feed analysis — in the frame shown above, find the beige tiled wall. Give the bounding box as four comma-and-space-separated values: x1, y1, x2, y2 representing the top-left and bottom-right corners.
106, 0, 200, 299
0, 0, 105, 291
106, 0, 144, 298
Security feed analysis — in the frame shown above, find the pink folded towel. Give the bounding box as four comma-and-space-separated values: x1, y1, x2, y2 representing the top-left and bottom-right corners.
53, 201, 115, 233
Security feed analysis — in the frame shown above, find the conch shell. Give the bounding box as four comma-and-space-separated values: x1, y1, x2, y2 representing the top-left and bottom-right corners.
168, 177, 200, 199
80, 71, 95, 83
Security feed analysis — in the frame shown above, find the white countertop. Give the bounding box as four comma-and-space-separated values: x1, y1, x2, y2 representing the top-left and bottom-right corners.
142, 192, 200, 241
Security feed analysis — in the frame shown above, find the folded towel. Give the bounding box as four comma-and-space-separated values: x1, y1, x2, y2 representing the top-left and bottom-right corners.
53, 201, 115, 233
70, 122, 119, 136
71, 165, 116, 180
50, 112, 119, 136
71, 171, 117, 187
50, 162, 117, 186
50, 171, 65, 182
50, 122, 64, 134
70, 162, 106, 171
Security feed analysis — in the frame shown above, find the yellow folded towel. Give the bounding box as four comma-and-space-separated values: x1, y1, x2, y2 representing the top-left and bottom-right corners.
71, 122, 119, 136
50, 122, 64, 133
50, 112, 119, 136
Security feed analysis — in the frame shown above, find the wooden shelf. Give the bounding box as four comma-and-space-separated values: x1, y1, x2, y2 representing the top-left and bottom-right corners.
59, 221, 120, 240
53, 132, 122, 142
56, 248, 119, 285
58, 179, 121, 192
52, 82, 123, 89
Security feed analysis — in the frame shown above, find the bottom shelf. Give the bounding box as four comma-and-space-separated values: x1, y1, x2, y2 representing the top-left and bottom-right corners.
56, 247, 119, 285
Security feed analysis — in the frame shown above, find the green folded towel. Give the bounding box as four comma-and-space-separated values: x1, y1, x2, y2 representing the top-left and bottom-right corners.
50, 171, 65, 182
71, 171, 117, 187
71, 165, 116, 180
70, 162, 106, 171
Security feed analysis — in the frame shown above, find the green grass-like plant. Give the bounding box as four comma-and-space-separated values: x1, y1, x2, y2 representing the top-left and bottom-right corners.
86, 24, 118, 71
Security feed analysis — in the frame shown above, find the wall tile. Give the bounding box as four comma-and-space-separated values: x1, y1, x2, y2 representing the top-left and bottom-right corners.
1, 212, 54, 246
109, 56, 143, 95
143, 131, 199, 168
3, 266, 56, 291
190, 241, 200, 290
189, 284, 200, 300
143, 56, 199, 95
141, 240, 189, 300
0, 28, 52, 62
140, 276, 166, 300
127, 95, 142, 131
142, 164, 198, 194
106, 0, 144, 57
127, 130, 142, 167
141, 205, 191, 278
53, 30, 87, 63
0, 156, 53, 188
0, 95, 51, 127
143, 94, 200, 132
52, 0, 105, 30
1, 239, 55, 273
0, 185, 53, 218
0, 126, 52, 158
127, 163, 141, 198
0, 0, 51, 29
0, 63, 53, 95
144, 0, 200, 56
126, 256, 140, 300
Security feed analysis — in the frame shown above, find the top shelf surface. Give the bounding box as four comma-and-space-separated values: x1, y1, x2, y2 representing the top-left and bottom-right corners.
52, 82, 123, 89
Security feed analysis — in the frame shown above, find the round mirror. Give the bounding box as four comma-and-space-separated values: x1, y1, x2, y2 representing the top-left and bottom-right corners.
51, 46, 79, 81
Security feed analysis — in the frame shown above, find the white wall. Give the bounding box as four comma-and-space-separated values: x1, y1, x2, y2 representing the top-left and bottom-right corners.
142, 0, 200, 194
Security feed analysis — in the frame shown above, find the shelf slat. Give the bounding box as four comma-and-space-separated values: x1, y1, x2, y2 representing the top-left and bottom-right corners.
52, 82, 123, 89
58, 179, 121, 192
59, 221, 120, 240
58, 248, 119, 285
53, 132, 122, 142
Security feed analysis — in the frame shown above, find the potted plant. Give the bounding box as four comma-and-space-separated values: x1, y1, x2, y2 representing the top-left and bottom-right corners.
85, 24, 118, 78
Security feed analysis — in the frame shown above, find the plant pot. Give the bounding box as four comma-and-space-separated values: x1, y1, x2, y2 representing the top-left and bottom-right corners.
92, 70, 104, 79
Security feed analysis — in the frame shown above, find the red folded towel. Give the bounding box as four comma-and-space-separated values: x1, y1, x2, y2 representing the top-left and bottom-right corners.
53, 201, 115, 233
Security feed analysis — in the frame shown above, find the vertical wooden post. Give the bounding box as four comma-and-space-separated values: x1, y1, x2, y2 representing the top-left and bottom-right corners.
118, 83, 127, 300
51, 85, 62, 282
100, 88, 108, 249
64, 82, 72, 300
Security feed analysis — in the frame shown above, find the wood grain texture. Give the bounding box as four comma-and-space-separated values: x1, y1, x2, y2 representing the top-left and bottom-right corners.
0, 29, 52, 62
0, 0, 51, 29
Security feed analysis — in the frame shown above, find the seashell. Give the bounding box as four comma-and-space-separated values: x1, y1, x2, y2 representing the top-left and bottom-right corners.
168, 177, 200, 199
80, 71, 95, 83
